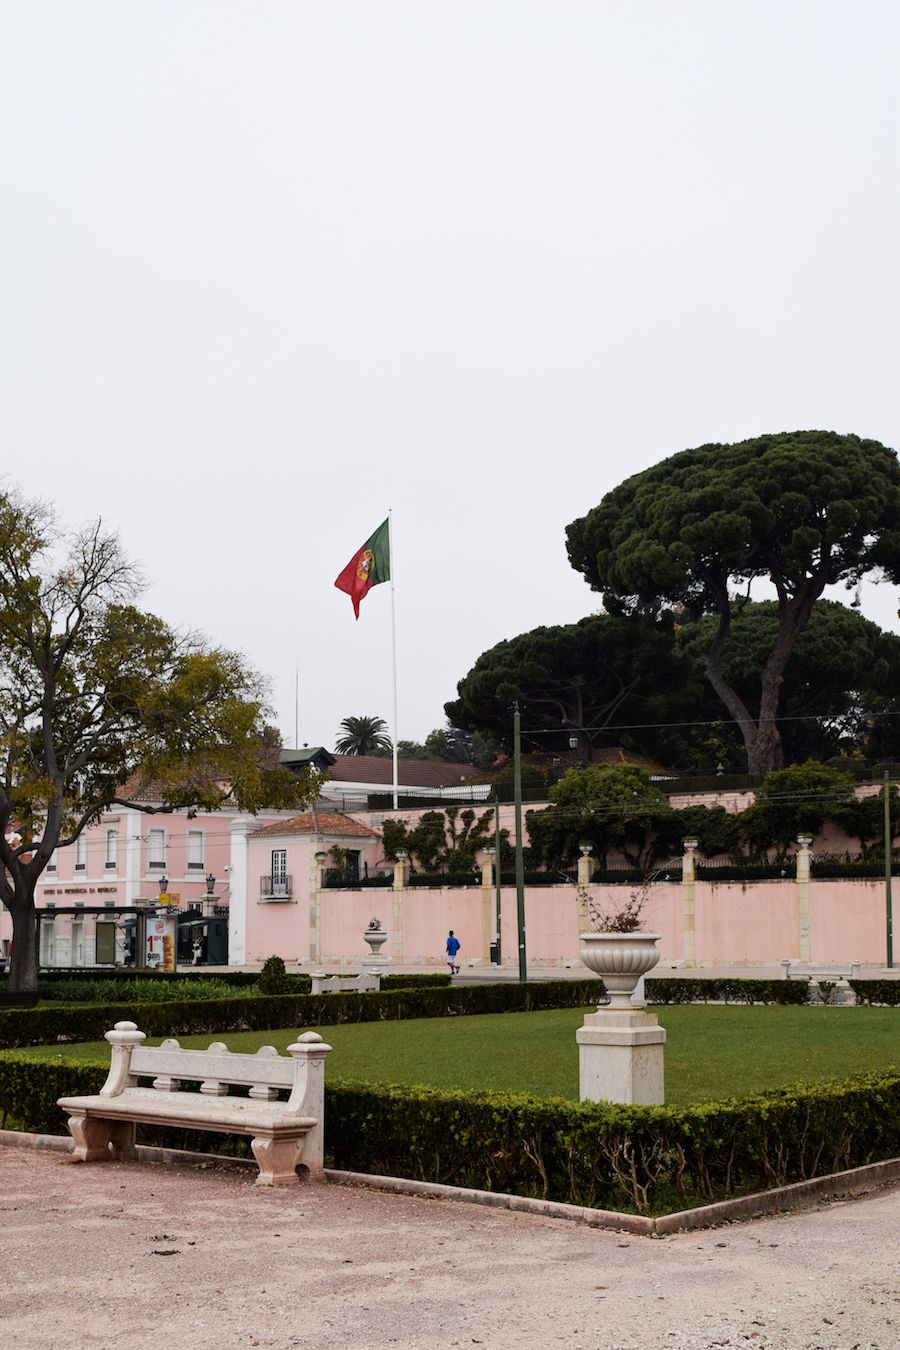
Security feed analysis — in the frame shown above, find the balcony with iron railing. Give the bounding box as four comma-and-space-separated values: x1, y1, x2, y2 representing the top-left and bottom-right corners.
260, 874, 293, 901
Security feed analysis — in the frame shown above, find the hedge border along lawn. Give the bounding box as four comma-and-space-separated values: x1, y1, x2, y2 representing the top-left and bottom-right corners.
0, 979, 603, 1050
1, 1054, 897, 1217
648, 978, 811, 1005
0, 971, 451, 1007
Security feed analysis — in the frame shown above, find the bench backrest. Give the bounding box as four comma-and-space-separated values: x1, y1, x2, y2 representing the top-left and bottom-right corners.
130, 1040, 294, 1092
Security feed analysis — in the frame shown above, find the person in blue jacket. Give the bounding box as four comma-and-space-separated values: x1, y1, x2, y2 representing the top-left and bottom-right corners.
446, 930, 461, 975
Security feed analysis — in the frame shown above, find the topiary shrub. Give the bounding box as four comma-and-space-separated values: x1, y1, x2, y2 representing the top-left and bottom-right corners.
258, 955, 288, 997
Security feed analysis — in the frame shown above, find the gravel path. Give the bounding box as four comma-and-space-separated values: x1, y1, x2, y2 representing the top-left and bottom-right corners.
1, 1146, 898, 1349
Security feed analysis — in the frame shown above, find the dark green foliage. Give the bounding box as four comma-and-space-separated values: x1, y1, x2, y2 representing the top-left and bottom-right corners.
35, 977, 260, 1005
527, 764, 673, 869
647, 979, 811, 1006
0, 1057, 107, 1132
334, 715, 392, 755
381, 807, 496, 872
29, 968, 263, 988
740, 761, 856, 860
566, 431, 900, 774
676, 600, 900, 767
380, 973, 452, 990
0, 980, 604, 1050
848, 980, 900, 1007
258, 955, 288, 997
445, 612, 695, 760
327, 1072, 900, 1213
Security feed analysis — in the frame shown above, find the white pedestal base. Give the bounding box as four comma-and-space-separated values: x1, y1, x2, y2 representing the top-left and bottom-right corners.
576, 1009, 666, 1106
361, 954, 389, 981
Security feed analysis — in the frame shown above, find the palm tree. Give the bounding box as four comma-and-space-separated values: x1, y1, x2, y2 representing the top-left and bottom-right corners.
334, 715, 392, 756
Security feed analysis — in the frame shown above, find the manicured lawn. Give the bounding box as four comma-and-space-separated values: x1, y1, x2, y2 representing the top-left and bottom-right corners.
12, 1005, 899, 1105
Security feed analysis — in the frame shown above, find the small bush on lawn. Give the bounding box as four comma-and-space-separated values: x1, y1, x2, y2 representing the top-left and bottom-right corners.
258, 955, 289, 997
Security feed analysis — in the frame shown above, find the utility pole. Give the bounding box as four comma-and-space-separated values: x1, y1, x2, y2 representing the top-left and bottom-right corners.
494, 791, 502, 963
885, 770, 894, 968
513, 702, 527, 982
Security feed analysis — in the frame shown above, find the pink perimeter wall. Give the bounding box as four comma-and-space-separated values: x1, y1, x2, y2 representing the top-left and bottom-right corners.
267, 878, 893, 969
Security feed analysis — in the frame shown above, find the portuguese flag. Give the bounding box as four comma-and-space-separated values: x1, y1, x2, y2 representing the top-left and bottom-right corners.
334, 518, 391, 618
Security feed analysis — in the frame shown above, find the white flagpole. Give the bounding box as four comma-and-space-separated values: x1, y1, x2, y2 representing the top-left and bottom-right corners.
388, 510, 399, 809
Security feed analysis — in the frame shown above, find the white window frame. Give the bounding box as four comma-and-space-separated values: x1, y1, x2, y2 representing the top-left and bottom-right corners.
75, 834, 87, 871
46, 850, 57, 873
270, 849, 288, 895
105, 829, 118, 870
186, 830, 204, 870
148, 828, 167, 870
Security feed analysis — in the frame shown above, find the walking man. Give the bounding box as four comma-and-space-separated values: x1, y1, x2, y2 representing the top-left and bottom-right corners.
446, 930, 461, 975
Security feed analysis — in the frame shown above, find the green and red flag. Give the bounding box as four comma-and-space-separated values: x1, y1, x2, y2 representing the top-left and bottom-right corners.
334, 518, 391, 618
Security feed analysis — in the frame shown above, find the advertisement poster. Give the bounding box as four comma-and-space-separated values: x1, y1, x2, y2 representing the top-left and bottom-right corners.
146, 915, 177, 972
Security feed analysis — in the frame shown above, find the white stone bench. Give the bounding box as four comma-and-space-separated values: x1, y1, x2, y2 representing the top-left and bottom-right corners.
58, 1021, 332, 1186
309, 971, 380, 995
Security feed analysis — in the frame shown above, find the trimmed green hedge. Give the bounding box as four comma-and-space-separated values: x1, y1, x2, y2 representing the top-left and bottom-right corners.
0, 979, 603, 1050
2, 1055, 897, 1215
381, 973, 451, 989
647, 978, 810, 1006
1, 971, 448, 1006
849, 980, 900, 1007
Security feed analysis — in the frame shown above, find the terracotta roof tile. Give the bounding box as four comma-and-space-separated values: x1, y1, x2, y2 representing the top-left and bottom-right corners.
325, 755, 476, 788
250, 810, 380, 840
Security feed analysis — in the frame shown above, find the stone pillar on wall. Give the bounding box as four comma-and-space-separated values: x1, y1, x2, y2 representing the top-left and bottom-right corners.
391, 851, 408, 964
796, 834, 813, 961
481, 850, 495, 963
227, 816, 254, 967
310, 851, 327, 964
577, 845, 593, 930
682, 837, 698, 967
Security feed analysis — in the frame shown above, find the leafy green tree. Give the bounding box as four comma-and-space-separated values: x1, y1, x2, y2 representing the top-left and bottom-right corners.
334, 715, 392, 756
381, 807, 495, 872
675, 599, 900, 767
0, 493, 318, 992
831, 788, 900, 860
653, 804, 744, 860
395, 724, 498, 768
567, 431, 900, 774
527, 764, 672, 869
738, 760, 857, 861
446, 612, 696, 760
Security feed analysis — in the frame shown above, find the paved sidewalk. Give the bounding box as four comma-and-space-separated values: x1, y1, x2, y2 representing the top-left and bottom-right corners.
1, 1145, 898, 1349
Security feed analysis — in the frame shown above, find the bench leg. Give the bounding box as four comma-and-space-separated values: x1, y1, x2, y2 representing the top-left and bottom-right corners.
107, 1120, 138, 1161
66, 1115, 136, 1163
67, 1113, 117, 1163
250, 1136, 304, 1186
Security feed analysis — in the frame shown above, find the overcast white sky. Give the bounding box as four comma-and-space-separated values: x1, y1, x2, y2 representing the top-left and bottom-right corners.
2, 2, 898, 749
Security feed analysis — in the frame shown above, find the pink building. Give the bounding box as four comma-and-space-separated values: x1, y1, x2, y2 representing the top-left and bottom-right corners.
2, 775, 894, 971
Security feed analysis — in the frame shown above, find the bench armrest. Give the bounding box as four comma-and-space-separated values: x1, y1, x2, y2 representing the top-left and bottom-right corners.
100, 1021, 147, 1097
285, 1032, 332, 1116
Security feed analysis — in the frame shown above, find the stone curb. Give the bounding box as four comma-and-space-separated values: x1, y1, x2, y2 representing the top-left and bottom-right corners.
1, 1129, 897, 1236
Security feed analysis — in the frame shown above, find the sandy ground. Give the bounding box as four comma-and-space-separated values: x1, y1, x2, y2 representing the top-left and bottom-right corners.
1, 1146, 898, 1350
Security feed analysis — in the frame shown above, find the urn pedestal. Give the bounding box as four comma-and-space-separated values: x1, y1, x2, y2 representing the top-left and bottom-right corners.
576, 931, 666, 1106
362, 927, 389, 979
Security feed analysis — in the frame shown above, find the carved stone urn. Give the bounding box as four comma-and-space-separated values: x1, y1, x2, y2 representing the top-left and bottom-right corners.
579, 932, 661, 1009
363, 924, 388, 957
